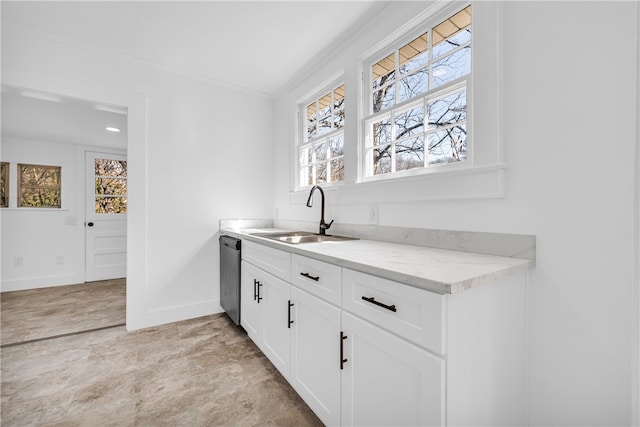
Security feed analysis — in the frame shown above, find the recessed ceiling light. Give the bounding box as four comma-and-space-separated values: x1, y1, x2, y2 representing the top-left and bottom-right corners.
105, 126, 121, 132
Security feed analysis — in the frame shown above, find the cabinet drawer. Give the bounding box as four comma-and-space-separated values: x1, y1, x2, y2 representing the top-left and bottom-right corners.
342, 269, 446, 354
291, 254, 342, 306
242, 240, 291, 281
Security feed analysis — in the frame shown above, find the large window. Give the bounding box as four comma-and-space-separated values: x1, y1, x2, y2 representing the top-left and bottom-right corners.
364, 5, 471, 178
0, 162, 8, 208
298, 82, 345, 187
17, 163, 62, 208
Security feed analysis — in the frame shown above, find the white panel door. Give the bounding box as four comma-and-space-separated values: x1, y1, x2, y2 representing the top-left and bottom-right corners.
341, 312, 445, 427
85, 152, 127, 281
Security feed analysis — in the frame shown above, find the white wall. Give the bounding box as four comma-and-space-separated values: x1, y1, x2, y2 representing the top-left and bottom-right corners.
1, 20, 275, 329
273, 1, 639, 425
0, 137, 103, 290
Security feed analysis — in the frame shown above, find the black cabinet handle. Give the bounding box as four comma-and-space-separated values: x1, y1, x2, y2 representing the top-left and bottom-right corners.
87, 222, 94, 227
300, 272, 320, 282
340, 331, 348, 370
288, 300, 294, 328
253, 279, 258, 301
362, 296, 397, 312
256, 281, 263, 303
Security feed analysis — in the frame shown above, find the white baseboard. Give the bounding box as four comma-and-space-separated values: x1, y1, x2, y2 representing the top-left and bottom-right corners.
126, 298, 224, 332
1, 274, 85, 292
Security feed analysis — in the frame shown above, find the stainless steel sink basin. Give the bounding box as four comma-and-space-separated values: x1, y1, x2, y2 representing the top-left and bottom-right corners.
250, 231, 358, 244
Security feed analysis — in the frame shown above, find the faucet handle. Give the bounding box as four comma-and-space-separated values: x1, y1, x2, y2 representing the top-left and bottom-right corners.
322, 219, 334, 230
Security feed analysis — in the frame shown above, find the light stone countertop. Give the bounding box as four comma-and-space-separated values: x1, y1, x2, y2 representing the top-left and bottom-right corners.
221, 226, 533, 295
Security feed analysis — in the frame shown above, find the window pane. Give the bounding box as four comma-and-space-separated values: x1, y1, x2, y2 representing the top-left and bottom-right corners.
399, 33, 428, 75
300, 166, 312, 187
1, 162, 8, 208
333, 108, 345, 129
319, 92, 332, 117
20, 165, 60, 187
307, 102, 317, 122
432, 47, 471, 88
95, 159, 127, 177
372, 118, 392, 146
334, 85, 345, 109
330, 135, 344, 157
396, 136, 425, 171
433, 6, 472, 58
20, 188, 61, 208
398, 70, 428, 104
428, 89, 466, 129
372, 53, 395, 89
95, 196, 127, 214
373, 145, 392, 175
315, 142, 327, 162
427, 124, 467, 164
95, 177, 127, 196
316, 162, 327, 183
395, 106, 424, 140
372, 85, 395, 113
318, 116, 332, 136
307, 123, 317, 141
330, 157, 344, 182
300, 146, 312, 166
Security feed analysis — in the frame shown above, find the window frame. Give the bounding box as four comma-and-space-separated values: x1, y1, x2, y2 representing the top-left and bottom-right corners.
17, 163, 62, 208
296, 78, 346, 190
0, 162, 8, 208
361, 3, 473, 183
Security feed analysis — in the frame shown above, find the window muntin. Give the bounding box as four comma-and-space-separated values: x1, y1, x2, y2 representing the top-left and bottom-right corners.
365, 5, 471, 177
17, 164, 62, 208
1, 162, 8, 208
95, 158, 127, 214
299, 83, 345, 187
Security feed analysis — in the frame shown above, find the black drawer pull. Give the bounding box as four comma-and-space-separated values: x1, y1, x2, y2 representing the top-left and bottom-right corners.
300, 272, 320, 282
362, 296, 396, 312
288, 300, 294, 328
256, 281, 263, 303
253, 279, 258, 301
340, 331, 348, 370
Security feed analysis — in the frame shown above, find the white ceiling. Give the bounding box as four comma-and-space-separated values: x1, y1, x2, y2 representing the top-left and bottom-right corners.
1, 1, 387, 149
1, 85, 129, 149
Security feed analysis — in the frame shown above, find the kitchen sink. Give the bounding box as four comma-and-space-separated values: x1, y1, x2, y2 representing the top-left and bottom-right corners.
250, 231, 358, 244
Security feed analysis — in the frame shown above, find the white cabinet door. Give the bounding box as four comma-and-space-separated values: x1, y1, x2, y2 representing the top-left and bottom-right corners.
260, 269, 292, 380
341, 312, 445, 427
240, 260, 262, 341
290, 287, 341, 427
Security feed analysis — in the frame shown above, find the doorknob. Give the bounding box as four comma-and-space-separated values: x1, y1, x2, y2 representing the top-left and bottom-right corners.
87, 222, 94, 227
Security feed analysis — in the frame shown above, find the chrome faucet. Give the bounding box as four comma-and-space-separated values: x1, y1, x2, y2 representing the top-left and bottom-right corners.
306, 185, 334, 235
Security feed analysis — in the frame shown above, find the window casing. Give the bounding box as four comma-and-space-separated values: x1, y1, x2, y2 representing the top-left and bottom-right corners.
0, 162, 8, 208
298, 82, 345, 188
363, 5, 471, 179
17, 163, 62, 208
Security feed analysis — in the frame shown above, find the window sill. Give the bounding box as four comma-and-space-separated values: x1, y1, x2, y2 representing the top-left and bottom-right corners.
290, 163, 506, 205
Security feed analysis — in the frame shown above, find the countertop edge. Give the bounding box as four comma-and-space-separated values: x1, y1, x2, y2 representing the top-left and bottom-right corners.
220, 227, 533, 295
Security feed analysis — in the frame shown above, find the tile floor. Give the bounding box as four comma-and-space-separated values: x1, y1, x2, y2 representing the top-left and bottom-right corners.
0, 281, 323, 426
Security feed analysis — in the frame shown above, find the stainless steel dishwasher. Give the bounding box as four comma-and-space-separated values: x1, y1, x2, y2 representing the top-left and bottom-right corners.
219, 235, 241, 325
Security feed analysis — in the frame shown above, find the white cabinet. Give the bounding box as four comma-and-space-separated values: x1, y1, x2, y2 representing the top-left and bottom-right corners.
240, 260, 261, 340
241, 241, 526, 427
240, 259, 291, 379
341, 311, 445, 427
289, 286, 342, 426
